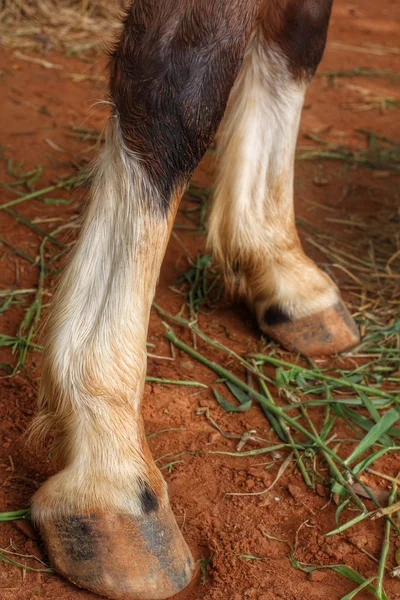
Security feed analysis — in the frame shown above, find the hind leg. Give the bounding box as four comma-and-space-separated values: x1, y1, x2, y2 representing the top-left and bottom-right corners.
32, 1, 258, 599
208, 0, 359, 356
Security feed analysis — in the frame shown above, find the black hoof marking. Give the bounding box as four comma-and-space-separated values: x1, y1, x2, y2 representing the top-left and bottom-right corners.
56, 515, 100, 563
139, 480, 159, 514
335, 300, 359, 334
264, 305, 291, 326
138, 513, 193, 591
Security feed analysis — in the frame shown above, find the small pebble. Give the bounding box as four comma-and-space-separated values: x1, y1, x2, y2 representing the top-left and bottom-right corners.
349, 534, 368, 549
180, 359, 194, 371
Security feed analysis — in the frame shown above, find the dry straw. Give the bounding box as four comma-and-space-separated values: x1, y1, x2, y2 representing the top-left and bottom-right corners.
0, 0, 127, 52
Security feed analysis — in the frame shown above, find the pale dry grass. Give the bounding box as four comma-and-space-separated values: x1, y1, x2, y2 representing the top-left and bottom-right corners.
0, 0, 127, 53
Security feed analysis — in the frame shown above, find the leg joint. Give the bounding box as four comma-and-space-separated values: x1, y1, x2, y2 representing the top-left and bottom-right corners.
261, 0, 333, 80
109, 0, 258, 212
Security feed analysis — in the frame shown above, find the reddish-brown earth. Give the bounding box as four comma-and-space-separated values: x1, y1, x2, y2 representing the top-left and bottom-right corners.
0, 1, 399, 599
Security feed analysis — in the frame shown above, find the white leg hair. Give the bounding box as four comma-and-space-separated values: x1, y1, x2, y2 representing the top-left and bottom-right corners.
31, 117, 175, 521
208, 28, 338, 324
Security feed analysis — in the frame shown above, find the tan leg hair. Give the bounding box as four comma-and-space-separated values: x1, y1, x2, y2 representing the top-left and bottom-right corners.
31, 118, 179, 521
30, 4, 265, 597
208, 27, 339, 325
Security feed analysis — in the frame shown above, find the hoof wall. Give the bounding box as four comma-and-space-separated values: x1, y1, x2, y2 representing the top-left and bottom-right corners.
38, 506, 194, 600
261, 300, 360, 356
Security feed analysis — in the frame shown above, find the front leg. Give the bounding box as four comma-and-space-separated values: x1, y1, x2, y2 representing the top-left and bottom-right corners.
33, 122, 192, 600
31, 1, 259, 598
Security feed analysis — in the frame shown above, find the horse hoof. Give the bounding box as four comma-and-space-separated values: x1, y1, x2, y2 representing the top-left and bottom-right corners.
37, 506, 194, 600
261, 299, 360, 356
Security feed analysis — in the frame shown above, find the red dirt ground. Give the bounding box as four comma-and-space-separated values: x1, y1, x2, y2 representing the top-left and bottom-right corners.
0, 1, 399, 599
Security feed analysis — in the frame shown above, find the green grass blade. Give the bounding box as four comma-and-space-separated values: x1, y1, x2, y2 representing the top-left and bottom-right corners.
335, 498, 351, 527
0, 509, 30, 521
290, 560, 388, 600
359, 391, 383, 424
326, 511, 372, 537
352, 447, 397, 476
344, 408, 400, 466
0, 552, 52, 573
226, 381, 252, 405
145, 376, 207, 388
340, 577, 378, 600
214, 389, 252, 412
334, 404, 393, 446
